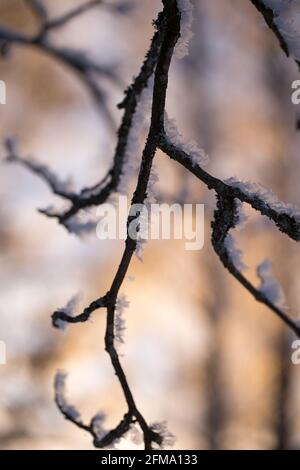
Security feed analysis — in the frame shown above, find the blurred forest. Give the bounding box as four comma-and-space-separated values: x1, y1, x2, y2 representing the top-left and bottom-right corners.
1, 0, 300, 450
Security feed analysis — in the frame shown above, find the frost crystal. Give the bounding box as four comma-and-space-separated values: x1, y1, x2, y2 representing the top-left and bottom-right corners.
115, 294, 130, 343
146, 165, 160, 205
165, 113, 209, 167
175, 0, 194, 59
91, 412, 107, 440
135, 237, 147, 262
224, 234, 247, 272
129, 425, 143, 446
118, 77, 153, 195
224, 200, 248, 271
133, 165, 160, 261
134, 206, 149, 262
257, 260, 285, 307
55, 294, 81, 331
65, 213, 97, 236
225, 177, 300, 222
261, 0, 300, 62
54, 371, 81, 421
150, 421, 176, 449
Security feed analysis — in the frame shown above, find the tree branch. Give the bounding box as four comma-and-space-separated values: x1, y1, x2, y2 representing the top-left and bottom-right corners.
5, 0, 300, 450
250, 0, 300, 69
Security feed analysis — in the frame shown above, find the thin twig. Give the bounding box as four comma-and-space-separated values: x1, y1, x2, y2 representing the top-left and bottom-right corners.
250, 0, 300, 69
5, 0, 300, 450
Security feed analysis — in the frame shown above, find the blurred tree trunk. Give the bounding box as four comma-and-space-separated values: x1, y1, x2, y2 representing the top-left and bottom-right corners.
266, 40, 296, 451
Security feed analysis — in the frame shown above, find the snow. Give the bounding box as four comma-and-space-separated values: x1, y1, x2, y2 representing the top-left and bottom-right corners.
39, 205, 98, 237
146, 165, 160, 205
65, 212, 98, 236
129, 425, 143, 445
118, 77, 153, 195
133, 165, 160, 261
224, 233, 247, 271
150, 421, 175, 449
224, 200, 248, 271
115, 294, 130, 343
134, 204, 150, 261
54, 370, 82, 421
260, 0, 300, 62
55, 294, 81, 331
91, 412, 107, 440
175, 0, 194, 60
164, 113, 209, 167
135, 237, 146, 262
257, 259, 285, 307
225, 177, 300, 222
263, 0, 292, 13
28, 160, 73, 194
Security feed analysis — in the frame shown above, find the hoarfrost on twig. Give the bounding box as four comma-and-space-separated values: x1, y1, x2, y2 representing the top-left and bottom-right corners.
54, 370, 82, 421
175, 0, 194, 59
164, 113, 209, 167
150, 421, 176, 449
115, 294, 130, 343
54, 294, 81, 331
257, 259, 286, 307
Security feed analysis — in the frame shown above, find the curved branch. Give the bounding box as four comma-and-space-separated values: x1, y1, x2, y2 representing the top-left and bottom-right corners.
51, 0, 181, 450
211, 195, 300, 337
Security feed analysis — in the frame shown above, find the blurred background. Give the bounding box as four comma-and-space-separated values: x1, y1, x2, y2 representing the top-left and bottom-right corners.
1, 0, 300, 450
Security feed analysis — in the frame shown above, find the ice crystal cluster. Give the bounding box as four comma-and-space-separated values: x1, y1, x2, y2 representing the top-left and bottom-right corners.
263, 0, 300, 62
257, 259, 285, 307
55, 294, 81, 331
115, 294, 130, 343
91, 412, 107, 440
164, 113, 209, 167
225, 177, 300, 222
118, 78, 153, 195
224, 200, 248, 272
54, 371, 81, 421
132, 166, 160, 261
175, 0, 194, 59
150, 421, 176, 449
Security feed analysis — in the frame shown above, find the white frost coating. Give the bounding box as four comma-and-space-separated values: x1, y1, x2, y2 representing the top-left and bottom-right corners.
133, 166, 159, 261
129, 425, 143, 445
7, 152, 74, 195
135, 237, 146, 262
224, 200, 248, 271
235, 199, 248, 229
225, 177, 300, 221
150, 421, 176, 449
146, 165, 160, 205
261, 0, 300, 61
65, 213, 98, 236
92, 412, 122, 449
175, 0, 194, 59
55, 294, 81, 331
40, 204, 57, 215
134, 208, 149, 262
31, 160, 73, 193
263, 0, 292, 13
165, 113, 209, 167
39, 206, 97, 236
118, 77, 154, 195
54, 370, 81, 421
257, 259, 285, 307
92, 412, 107, 440
224, 234, 248, 271
115, 294, 130, 343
